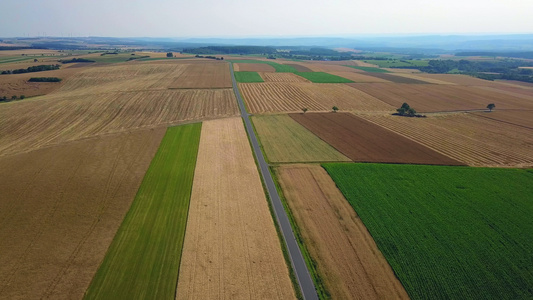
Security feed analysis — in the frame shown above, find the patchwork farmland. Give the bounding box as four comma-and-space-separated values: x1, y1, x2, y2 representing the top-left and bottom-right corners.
290, 113, 463, 165
239, 82, 394, 113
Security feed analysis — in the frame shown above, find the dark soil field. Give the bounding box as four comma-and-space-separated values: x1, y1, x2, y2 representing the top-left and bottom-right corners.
289, 113, 463, 165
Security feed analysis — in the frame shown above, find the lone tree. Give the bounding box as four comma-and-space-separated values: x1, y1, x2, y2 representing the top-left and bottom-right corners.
487, 103, 495, 112
332, 106, 339, 113
166, 52, 173, 58
302, 107, 308, 114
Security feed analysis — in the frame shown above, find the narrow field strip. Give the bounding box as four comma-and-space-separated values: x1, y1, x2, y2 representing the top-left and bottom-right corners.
84, 123, 202, 300
323, 163, 533, 300
293, 72, 354, 83
176, 117, 295, 300
275, 164, 409, 300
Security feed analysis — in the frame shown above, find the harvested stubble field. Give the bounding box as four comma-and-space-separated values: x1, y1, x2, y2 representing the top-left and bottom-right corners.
469, 110, 533, 129
358, 72, 430, 84
360, 113, 533, 167
85, 123, 201, 299
239, 82, 394, 113
0, 88, 238, 157
475, 85, 533, 100
409, 73, 507, 86
275, 164, 409, 300
290, 113, 462, 165
323, 163, 533, 300
177, 118, 295, 300
233, 62, 276, 72
259, 72, 310, 82
0, 128, 165, 300
169, 62, 232, 88
384, 73, 456, 84
326, 71, 391, 83
348, 83, 533, 112
252, 115, 349, 163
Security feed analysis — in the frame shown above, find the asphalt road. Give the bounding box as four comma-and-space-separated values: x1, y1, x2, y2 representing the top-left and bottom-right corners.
229, 63, 319, 300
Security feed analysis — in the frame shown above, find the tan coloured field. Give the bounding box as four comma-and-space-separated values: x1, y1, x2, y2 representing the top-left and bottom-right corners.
0, 89, 238, 157
177, 118, 295, 300
349, 83, 533, 112
0, 66, 85, 98
475, 85, 533, 100
386, 73, 455, 84
0, 128, 166, 300
469, 110, 533, 129
327, 71, 391, 82
276, 164, 409, 300
169, 62, 232, 88
410, 73, 507, 86
359, 113, 533, 167
233, 63, 276, 72
239, 82, 394, 113
259, 72, 310, 82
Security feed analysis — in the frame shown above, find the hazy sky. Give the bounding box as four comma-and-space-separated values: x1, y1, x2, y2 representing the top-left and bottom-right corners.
1, 0, 532, 37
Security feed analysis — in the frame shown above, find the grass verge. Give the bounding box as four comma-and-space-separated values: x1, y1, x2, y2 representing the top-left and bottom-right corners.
84, 123, 202, 300
322, 163, 533, 300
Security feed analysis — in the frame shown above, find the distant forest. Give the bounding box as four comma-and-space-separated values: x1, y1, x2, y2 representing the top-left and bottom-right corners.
455, 51, 533, 59
420, 60, 533, 83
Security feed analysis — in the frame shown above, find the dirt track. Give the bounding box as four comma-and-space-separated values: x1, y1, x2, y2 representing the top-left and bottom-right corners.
276, 164, 409, 300
0, 128, 165, 300
176, 118, 295, 300
290, 113, 463, 165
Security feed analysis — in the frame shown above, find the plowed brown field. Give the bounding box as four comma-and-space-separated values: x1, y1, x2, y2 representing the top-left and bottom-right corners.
360, 113, 533, 167
276, 164, 409, 300
0, 89, 238, 156
386, 73, 455, 84
295, 62, 358, 72
475, 85, 533, 100
410, 74, 505, 86
176, 118, 295, 300
239, 82, 394, 113
0, 128, 165, 300
259, 72, 310, 82
169, 62, 232, 88
233, 63, 275, 72
361, 73, 430, 84
349, 83, 533, 112
290, 113, 462, 165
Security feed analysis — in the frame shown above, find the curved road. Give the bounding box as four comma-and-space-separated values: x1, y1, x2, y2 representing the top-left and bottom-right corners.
229, 63, 319, 300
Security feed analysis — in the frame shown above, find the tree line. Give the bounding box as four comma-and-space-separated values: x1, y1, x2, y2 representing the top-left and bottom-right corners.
1, 64, 60, 75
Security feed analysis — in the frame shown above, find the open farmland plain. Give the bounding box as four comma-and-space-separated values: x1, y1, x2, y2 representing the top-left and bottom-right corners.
233, 63, 276, 72
252, 114, 349, 163
290, 113, 463, 165
275, 164, 409, 300
176, 118, 295, 300
323, 163, 533, 300
85, 123, 201, 299
169, 62, 232, 89
348, 83, 533, 112
360, 113, 533, 167
0, 128, 166, 300
469, 110, 533, 129
239, 82, 394, 113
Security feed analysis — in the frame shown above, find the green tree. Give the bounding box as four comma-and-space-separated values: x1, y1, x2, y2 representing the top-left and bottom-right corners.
11, 95, 17, 100
20, 95, 26, 100
166, 52, 173, 58
487, 103, 495, 112
332, 106, 339, 113
302, 108, 308, 114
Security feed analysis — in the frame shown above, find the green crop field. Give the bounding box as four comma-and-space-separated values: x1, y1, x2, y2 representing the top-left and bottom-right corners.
363, 60, 429, 68
84, 123, 202, 300
235, 71, 264, 83
323, 163, 533, 300
228, 59, 298, 72
252, 114, 349, 163
345, 65, 391, 73
293, 72, 354, 83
